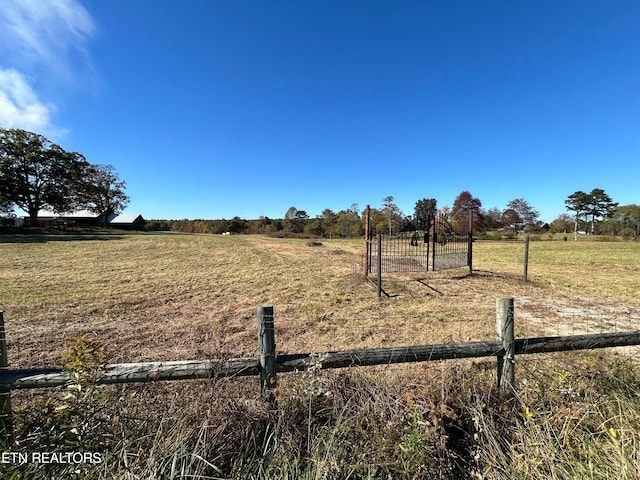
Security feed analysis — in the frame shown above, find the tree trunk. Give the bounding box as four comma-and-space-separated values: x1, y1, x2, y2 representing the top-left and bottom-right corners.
28, 208, 39, 227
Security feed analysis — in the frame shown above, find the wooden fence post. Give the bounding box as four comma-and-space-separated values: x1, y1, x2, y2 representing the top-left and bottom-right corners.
377, 234, 382, 298
364, 205, 371, 275
523, 234, 530, 283
257, 304, 276, 400
496, 297, 515, 396
468, 210, 474, 274
0, 311, 12, 442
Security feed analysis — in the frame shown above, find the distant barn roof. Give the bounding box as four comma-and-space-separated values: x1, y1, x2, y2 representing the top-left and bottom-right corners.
108, 213, 143, 224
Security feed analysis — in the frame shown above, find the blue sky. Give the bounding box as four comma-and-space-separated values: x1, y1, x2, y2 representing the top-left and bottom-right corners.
1, 1, 638, 222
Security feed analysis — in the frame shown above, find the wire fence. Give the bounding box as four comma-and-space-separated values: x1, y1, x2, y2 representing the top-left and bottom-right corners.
516, 299, 640, 337
271, 291, 640, 366
2, 297, 639, 420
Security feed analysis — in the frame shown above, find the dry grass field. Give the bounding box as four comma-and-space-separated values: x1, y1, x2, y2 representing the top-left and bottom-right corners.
2, 233, 638, 368
1, 232, 639, 479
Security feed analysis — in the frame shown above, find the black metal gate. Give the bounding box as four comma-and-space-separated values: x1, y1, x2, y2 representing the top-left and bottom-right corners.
366, 213, 472, 275
431, 215, 471, 271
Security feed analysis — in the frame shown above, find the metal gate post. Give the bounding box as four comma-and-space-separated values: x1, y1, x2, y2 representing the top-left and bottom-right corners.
431, 229, 437, 272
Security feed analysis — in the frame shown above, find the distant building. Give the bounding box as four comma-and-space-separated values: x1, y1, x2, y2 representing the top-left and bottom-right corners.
105, 213, 146, 230
21, 210, 97, 227
23, 211, 145, 230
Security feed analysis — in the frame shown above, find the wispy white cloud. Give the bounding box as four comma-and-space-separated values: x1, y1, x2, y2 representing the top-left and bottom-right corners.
0, 0, 96, 134
0, 0, 96, 74
0, 68, 65, 137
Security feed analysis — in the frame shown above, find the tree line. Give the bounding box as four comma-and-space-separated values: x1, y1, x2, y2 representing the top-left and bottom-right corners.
0, 128, 129, 226
2, 128, 637, 239
146, 205, 365, 237
149, 190, 638, 240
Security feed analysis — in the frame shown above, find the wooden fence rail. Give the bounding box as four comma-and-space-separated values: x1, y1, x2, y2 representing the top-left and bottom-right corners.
1, 299, 640, 401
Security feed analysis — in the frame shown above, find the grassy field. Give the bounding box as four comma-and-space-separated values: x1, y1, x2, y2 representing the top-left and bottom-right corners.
1, 232, 639, 478
2, 233, 638, 366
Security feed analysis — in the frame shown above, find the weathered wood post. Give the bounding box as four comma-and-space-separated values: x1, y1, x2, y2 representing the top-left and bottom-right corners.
523, 234, 530, 283
364, 205, 371, 275
257, 304, 276, 400
496, 297, 515, 396
377, 234, 382, 298
0, 311, 12, 441
468, 210, 474, 274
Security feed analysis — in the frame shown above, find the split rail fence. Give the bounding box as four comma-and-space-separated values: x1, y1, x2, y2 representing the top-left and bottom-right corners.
1, 299, 640, 433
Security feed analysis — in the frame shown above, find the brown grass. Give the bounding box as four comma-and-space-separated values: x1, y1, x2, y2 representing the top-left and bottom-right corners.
2, 232, 640, 479
1, 234, 639, 369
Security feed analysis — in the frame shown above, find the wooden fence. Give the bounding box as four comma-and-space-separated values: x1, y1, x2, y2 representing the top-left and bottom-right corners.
1, 298, 640, 421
